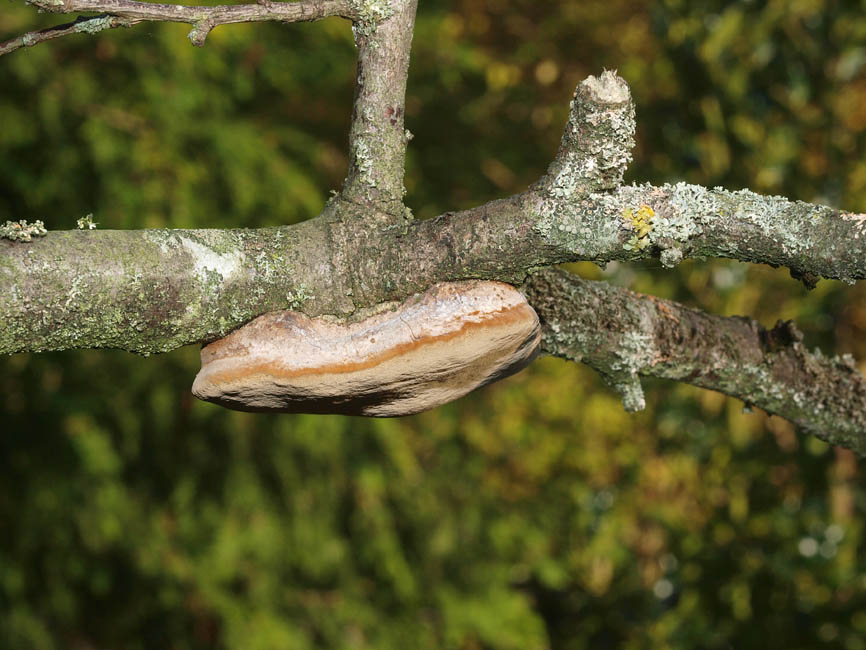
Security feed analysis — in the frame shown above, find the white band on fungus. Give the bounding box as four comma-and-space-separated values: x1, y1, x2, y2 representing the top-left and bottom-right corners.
192, 280, 541, 416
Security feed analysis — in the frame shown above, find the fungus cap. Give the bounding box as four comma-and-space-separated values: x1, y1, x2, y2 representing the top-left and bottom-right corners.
192, 280, 541, 416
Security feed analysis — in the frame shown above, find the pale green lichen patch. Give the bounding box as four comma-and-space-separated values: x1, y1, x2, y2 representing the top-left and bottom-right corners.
728, 190, 817, 258
532, 195, 622, 261
656, 183, 708, 242
76, 214, 97, 230
350, 0, 394, 39
1, 219, 47, 242
604, 326, 653, 412
353, 139, 374, 176
656, 182, 866, 280
659, 247, 683, 268
666, 182, 722, 222
613, 326, 655, 373
73, 16, 117, 34
286, 284, 315, 310
665, 182, 820, 261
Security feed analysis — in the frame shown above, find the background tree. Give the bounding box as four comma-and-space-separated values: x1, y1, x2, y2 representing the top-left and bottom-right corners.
1, 1, 865, 649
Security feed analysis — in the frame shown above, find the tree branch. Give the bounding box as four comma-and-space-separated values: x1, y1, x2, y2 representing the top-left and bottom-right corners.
6, 220, 861, 452
523, 268, 866, 456
2, 173, 865, 357
0, 219, 359, 355
0, 14, 135, 56
520, 181, 866, 284
2, 69, 864, 451
338, 0, 417, 219
0, 0, 357, 54
517, 72, 865, 284
367, 73, 866, 286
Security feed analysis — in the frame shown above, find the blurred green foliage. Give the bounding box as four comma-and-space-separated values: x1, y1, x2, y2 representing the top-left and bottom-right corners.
2, 0, 866, 648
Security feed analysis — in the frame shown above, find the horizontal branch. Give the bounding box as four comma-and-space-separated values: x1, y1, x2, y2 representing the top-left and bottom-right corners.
3, 70, 861, 354
5, 218, 861, 451
26, 0, 357, 25
0, 14, 135, 56
0, 218, 360, 355
1, 0, 356, 53
521, 181, 866, 284
2, 206, 864, 452
3, 179, 865, 355
370, 182, 866, 302
523, 268, 866, 456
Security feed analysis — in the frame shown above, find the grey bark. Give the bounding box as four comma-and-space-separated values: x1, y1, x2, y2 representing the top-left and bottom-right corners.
341, 0, 417, 216
4, 180, 864, 354
0, 0, 355, 54
524, 268, 866, 456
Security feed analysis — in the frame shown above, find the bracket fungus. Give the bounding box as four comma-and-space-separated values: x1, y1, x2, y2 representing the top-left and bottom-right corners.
192, 281, 542, 416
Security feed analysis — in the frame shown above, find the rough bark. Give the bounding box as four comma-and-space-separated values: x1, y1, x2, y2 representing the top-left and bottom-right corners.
341, 0, 417, 217
523, 268, 866, 456
4, 180, 865, 356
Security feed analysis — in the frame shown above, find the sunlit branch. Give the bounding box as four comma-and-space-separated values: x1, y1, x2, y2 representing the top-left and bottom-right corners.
1, 0, 356, 54
519, 72, 866, 285
338, 0, 418, 219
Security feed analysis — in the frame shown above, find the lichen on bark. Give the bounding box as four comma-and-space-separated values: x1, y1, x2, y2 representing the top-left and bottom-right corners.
523, 268, 866, 455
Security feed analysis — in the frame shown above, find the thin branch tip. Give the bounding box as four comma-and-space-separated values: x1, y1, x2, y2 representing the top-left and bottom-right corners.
0, 13, 133, 56
3, 0, 357, 57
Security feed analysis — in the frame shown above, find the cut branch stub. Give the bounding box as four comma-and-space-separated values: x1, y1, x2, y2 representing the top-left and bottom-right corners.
534, 69, 635, 201
192, 280, 541, 416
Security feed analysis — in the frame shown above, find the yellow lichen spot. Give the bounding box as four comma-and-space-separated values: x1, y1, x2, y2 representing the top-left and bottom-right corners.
622, 205, 656, 250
